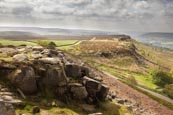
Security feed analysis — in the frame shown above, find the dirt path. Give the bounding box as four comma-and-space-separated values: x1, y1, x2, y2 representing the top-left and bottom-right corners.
101, 71, 173, 115
137, 86, 173, 104
103, 71, 173, 104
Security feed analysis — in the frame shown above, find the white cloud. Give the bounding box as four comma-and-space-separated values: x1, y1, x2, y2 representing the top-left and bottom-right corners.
0, 0, 173, 32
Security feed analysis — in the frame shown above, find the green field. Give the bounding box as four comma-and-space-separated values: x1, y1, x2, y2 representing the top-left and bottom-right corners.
0, 39, 38, 46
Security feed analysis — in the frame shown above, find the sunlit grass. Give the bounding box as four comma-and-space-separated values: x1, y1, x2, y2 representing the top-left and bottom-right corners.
0, 39, 38, 46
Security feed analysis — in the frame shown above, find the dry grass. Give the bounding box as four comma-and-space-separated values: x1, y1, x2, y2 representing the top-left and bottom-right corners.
76, 40, 129, 54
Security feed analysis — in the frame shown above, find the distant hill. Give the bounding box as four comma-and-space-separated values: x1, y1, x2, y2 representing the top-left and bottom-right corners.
0, 26, 116, 36
0, 31, 44, 40
139, 32, 173, 41
135, 32, 173, 50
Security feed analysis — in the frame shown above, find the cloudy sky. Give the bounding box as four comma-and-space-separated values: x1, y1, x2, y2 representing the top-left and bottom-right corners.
0, 0, 173, 32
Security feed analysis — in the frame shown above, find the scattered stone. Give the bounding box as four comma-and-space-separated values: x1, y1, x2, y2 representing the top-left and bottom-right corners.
117, 98, 125, 104
125, 104, 133, 111
111, 92, 116, 99
13, 54, 28, 62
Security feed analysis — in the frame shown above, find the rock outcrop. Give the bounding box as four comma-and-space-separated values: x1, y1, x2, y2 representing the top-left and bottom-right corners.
0, 46, 109, 104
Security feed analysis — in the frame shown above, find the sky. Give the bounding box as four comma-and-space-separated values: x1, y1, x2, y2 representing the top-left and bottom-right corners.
0, 0, 173, 32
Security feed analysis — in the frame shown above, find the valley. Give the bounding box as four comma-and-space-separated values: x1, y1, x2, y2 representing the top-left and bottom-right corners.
0, 34, 173, 115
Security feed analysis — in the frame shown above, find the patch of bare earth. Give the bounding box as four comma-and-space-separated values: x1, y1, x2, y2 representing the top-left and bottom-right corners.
101, 73, 173, 115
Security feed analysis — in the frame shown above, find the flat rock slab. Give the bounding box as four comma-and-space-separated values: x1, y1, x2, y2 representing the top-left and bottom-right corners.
0, 92, 14, 96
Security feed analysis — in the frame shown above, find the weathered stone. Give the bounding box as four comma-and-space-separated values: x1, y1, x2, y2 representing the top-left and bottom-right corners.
0, 88, 9, 92
40, 49, 50, 56
65, 64, 89, 78
117, 98, 125, 104
30, 54, 42, 59
17, 48, 26, 52
56, 86, 67, 97
38, 57, 61, 64
42, 67, 67, 87
32, 46, 43, 51
1, 95, 13, 101
70, 83, 88, 100
8, 66, 37, 94
83, 76, 101, 97
13, 54, 28, 62
0, 48, 18, 56
96, 84, 109, 101
32, 106, 40, 114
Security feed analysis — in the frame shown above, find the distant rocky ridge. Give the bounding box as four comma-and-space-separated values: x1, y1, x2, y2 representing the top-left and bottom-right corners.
0, 45, 109, 114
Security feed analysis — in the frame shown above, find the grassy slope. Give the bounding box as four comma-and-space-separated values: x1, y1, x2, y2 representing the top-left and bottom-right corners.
135, 41, 173, 69
0, 39, 131, 115
59, 39, 173, 110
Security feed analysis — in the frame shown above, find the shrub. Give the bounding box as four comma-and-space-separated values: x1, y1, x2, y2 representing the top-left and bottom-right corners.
164, 84, 173, 99
126, 75, 137, 86
48, 41, 56, 49
151, 70, 173, 87
0, 43, 3, 47
36, 40, 49, 46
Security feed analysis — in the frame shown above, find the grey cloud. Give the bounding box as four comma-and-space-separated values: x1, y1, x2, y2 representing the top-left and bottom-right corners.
0, 0, 173, 32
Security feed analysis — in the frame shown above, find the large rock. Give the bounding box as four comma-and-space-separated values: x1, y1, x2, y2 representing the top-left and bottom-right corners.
8, 66, 37, 94
42, 67, 67, 87
65, 64, 89, 78
13, 54, 28, 62
70, 83, 88, 100
38, 57, 61, 64
96, 84, 109, 101
83, 76, 109, 101
83, 76, 101, 96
